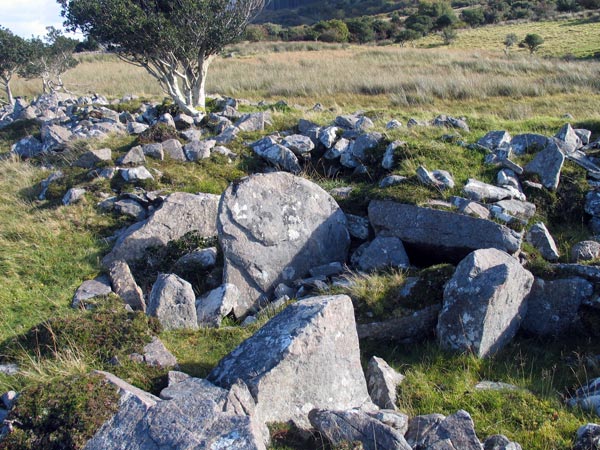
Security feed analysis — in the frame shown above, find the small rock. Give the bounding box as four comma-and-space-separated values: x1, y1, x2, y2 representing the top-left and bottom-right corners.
108, 260, 146, 311
184, 140, 215, 161
282, 134, 314, 155
346, 213, 370, 240
147, 273, 198, 330
72, 275, 113, 309
484, 434, 523, 450
366, 356, 405, 410
141, 336, 177, 368
379, 175, 407, 188
120, 166, 154, 182
572, 240, 600, 262
573, 423, 600, 450
142, 143, 164, 160
386, 120, 402, 129
161, 138, 186, 161
196, 284, 239, 327
62, 188, 86, 206
356, 236, 410, 272
118, 146, 146, 165
73, 148, 112, 169
526, 223, 560, 262
478, 130, 511, 150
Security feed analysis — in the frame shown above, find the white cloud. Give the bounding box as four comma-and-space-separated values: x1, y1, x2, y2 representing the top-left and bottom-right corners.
0, 0, 80, 39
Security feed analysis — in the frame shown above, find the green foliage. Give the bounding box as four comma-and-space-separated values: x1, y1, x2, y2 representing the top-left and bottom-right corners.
314, 19, 350, 43
461, 8, 486, 27
0, 373, 120, 450
523, 33, 545, 54
442, 27, 458, 45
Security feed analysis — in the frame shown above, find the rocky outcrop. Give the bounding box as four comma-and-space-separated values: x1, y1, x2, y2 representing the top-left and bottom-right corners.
218, 172, 349, 317
437, 249, 533, 358
369, 201, 522, 262
103, 192, 219, 267
207, 295, 372, 428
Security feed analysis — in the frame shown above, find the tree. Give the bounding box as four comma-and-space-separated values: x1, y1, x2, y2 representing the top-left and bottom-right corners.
59, 0, 265, 115
522, 33, 544, 54
503, 33, 518, 55
0, 27, 30, 105
395, 29, 421, 47
20, 27, 79, 94
314, 19, 349, 43
442, 28, 457, 45
461, 8, 485, 27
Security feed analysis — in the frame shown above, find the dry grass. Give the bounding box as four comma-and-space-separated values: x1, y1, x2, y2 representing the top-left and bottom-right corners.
8, 37, 600, 120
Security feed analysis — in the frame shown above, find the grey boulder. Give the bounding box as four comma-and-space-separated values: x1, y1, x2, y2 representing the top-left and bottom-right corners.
521, 277, 593, 336
282, 134, 314, 155
309, 409, 411, 450
355, 236, 410, 272
408, 410, 483, 450
524, 139, 566, 190
366, 356, 405, 410
72, 275, 113, 309
437, 248, 533, 358
103, 192, 219, 266
108, 260, 146, 312
147, 273, 198, 330
208, 295, 372, 429
218, 172, 349, 317
11, 136, 44, 159
478, 131, 511, 150
196, 284, 239, 327
369, 201, 523, 262
526, 223, 560, 262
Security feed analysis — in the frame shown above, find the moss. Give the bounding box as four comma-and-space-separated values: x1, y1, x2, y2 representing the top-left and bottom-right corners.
0, 119, 41, 154
138, 123, 180, 144
0, 372, 120, 450
401, 264, 455, 310
1, 300, 160, 365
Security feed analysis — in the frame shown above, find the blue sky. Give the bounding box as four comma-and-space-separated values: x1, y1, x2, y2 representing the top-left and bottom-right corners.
0, 0, 77, 38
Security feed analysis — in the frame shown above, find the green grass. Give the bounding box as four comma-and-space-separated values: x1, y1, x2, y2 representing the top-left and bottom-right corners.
417, 17, 600, 58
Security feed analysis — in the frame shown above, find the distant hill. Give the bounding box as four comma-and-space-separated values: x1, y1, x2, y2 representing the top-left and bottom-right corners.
258, 0, 414, 25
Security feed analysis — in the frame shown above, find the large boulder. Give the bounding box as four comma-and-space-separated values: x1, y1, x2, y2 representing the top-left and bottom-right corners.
309, 409, 412, 450
84, 373, 266, 450
368, 201, 522, 263
146, 274, 198, 330
103, 192, 219, 267
207, 295, 372, 429
521, 277, 593, 336
437, 249, 533, 358
218, 172, 350, 317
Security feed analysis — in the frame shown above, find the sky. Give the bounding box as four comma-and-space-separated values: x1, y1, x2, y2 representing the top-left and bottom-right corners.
0, 0, 80, 39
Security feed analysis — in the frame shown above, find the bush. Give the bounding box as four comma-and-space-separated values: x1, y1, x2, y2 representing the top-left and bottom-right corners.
523, 33, 545, 54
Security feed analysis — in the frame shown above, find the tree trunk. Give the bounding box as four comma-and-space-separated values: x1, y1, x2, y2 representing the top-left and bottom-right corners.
4, 82, 13, 106
191, 54, 214, 112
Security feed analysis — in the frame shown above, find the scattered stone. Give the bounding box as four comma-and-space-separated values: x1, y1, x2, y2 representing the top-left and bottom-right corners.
417, 166, 455, 190
141, 336, 177, 368
555, 123, 581, 153
483, 434, 523, 450
475, 381, 520, 391
576, 128, 593, 146
451, 196, 491, 220
345, 214, 370, 240
173, 247, 217, 272
522, 277, 592, 336
173, 113, 194, 130
437, 248, 533, 357
478, 130, 511, 150
369, 201, 523, 262
464, 179, 521, 203
324, 137, 351, 160
309, 262, 344, 278
72, 275, 113, 309
330, 186, 353, 199
573, 423, 600, 450
282, 134, 314, 155
41, 124, 73, 151
212, 145, 237, 159
309, 409, 411, 450
184, 139, 215, 161
235, 111, 270, 132
161, 138, 186, 161
319, 126, 339, 148
11, 135, 44, 159
524, 139, 566, 190
0, 364, 19, 375
386, 119, 402, 129
127, 122, 149, 135
73, 148, 112, 169
167, 370, 190, 387
120, 166, 154, 182
119, 146, 146, 165
62, 188, 86, 206
252, 142, 301, 174
572, 240, 600, 262
196, 284, 239, 327
411, 410, 483, 450
382, 141, 404, 170
108, 260, 146, 312
147, 274, 198, 330
1, 391, 18, 410
114, 199, 147, 221
218, 172, 349, 317
142, 143, 164, 160
103, 192, 219, 266
526, 223, 560, 262
379, 175, 407, 188
489, 199, 536, 223
366, 356, 405, 410
355, 236, 410, 272
208, 295, 372, 428
352, 132, 383, 160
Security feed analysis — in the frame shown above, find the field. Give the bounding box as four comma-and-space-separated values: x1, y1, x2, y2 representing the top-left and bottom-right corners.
1, 16, 600, 450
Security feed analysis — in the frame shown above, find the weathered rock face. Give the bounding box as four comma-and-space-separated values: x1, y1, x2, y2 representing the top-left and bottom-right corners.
207, 295, 372, 429
309, 409, 412, 450
84, 373, 266, 450
526, 222, 560, 262
218, 173, 350, 317
368, 201, 522, 263
147, 274, 198, 331
103, 192, 219, 267
366, 356, 405, 410
573, 423, 600, 450
524, 138, 566, 190
414, 410, 483, 450
521, 277, 593, 337
437, 249, 533, 358
108, 260, 146, 312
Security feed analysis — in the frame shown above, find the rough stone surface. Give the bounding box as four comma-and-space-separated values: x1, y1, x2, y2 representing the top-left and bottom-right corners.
572, 241, 600, 262
483, 434, 523, 450
142, 143, 164, 160
11, 136, 44, 158
380, 175, 408, 188
510, 133, 549, 155
369, 201, 523, 262
282, 134, 315, 155
72, 275, 113, 309
309, 409, 412, 450
352, 132, 383, 160
555, 123, 581, 153
103, 192, 219, 266
161, 138, 186, 161
254, 142, 301, 174
573, 423, 600, 450
218, 173, 349, 317
366, 356, 405, 410
355, 236, 410, 272
74, 148, 112, 168
141, 337, 178, 368
524, 139, 566, 190
346, 213, 370, 240
526, 223, 560, 262
173, 247, 217, 272
120, 166, 154, 182
147, 273, 198, 331
405, 414, 447, 448
108, 260, 146, 311
437, 249, 533, 358
184, 139, 215, 161
62, 188, 86, 206
119, 146, 146, 165
463, 179, 520, 203
196, 284, 239, 327
382, 141, 403, 169
522, 277, 593, 336
478, 130, 511, 150
208, 295, 372, 428
412, 410, 483, 450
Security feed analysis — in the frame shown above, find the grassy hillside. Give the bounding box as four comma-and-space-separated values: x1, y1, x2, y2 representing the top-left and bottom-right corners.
416, 17, 600, 58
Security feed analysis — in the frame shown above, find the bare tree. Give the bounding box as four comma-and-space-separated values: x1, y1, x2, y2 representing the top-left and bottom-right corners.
0, 27, 30, 105
59, 0, 265, 115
